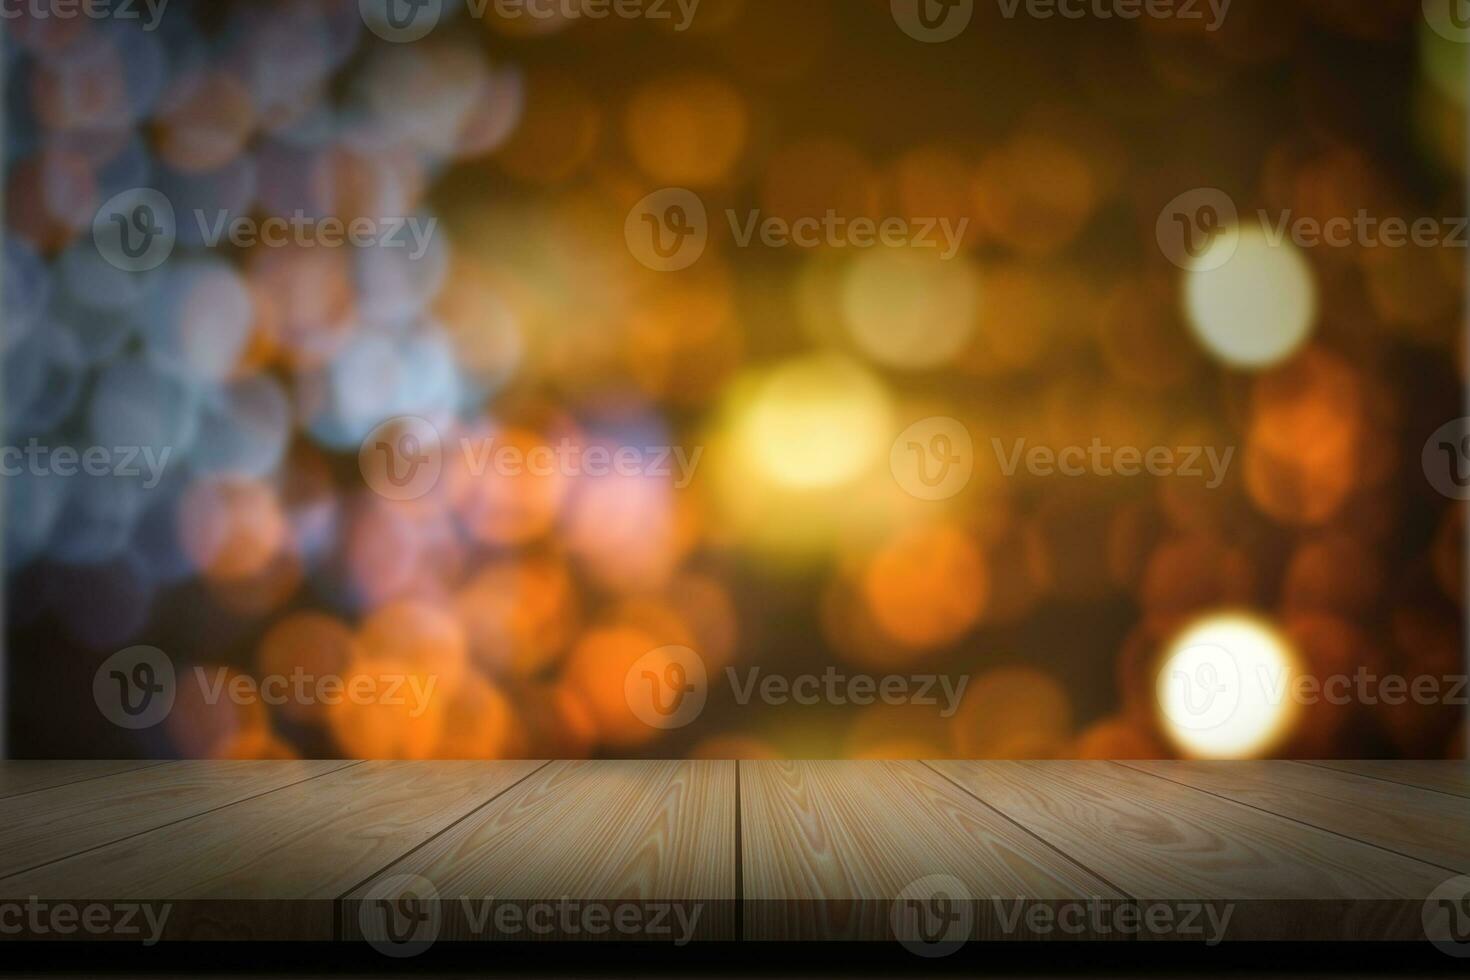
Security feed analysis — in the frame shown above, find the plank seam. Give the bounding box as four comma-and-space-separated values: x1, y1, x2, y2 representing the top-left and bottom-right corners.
1114, 761, 1467, 876
918, 761, 1137, 902
734, 759, 743, 943
331, 759, 554, 936
1292, 760, 1470, 801
0, 760, 173, 801
0, 760, 365, 885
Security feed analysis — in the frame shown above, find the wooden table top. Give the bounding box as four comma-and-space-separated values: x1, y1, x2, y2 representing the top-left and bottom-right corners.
0, 760, 1466, 946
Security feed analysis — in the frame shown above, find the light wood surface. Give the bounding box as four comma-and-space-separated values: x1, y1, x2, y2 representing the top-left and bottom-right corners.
1305, 760, 1470, 799
928, 761, 1456, 940
0, 761, 165, 800
0, 761, 545, 940
0, 760, 1464, 944
1123, 761, 1470, 873
0, 760, 350, 880
344, 760, 737, 942
740, 760, 1123, 940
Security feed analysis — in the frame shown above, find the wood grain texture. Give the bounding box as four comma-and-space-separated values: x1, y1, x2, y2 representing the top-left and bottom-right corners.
1305, 761, 1470, 799
1, 760, 1463, 945
0, 761, 350, 880
740, 761, 1124, 941
929, 761, 1454, 940
345, 760, 736, 942
1123, 761, 1470, 873
0, 761, 545, 941
0, 761, 165, 800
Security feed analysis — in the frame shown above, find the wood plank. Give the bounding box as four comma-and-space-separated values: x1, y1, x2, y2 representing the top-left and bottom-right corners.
740, 760, 1125, 942
0, 761, 350, 880
344, 760, 735, 944
930, 761, 1454, 941
0, 761, 545, 941
1305, 761, 1470, 799
0, 761, 165, 799
1123, 761, 1470, 873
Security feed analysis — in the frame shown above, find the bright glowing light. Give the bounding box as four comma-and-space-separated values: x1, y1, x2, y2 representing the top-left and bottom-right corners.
841, 249, 978, 370
1183, 227, 1317, 370
1156, 614, 1300, 759
734, 354, 893, 490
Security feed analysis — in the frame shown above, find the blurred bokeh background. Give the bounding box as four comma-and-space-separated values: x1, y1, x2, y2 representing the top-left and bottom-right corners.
2, 0, 1465, 761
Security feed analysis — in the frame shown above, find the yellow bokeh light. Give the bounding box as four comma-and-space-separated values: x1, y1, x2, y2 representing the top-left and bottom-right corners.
1156, 613, 1301, 759
1183, 227, 1317, 370
733, 354, 894, 490
841, 249, 979, 370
